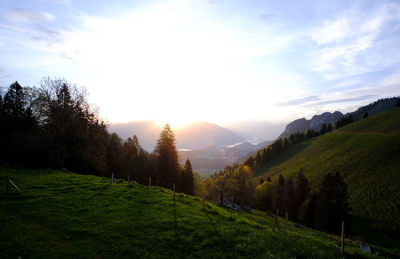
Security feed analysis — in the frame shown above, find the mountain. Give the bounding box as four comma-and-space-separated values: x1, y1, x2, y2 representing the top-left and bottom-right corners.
109, 121, 243, 151
109, 120, 161, 151
179, 140, 271, 174
279, 111, 344, 138
253, 107, 400, 249
222, 120, 285, 141
279, 97, 399, 138
175, 121, 243, 150
0, 166, 375, 258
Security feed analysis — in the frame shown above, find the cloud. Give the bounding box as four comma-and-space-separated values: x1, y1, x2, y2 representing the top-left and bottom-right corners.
276, 95, 320, 106
6, 8, 54, 24
309, 3, 400, 80
305, 95, 377, 107
2, 8, 65, 47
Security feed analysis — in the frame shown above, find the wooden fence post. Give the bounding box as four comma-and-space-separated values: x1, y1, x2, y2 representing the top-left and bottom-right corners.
341, 221, 345, 255
230, 195, 234, 219
111, 173, 114, 184
273, 209, 280, 232
285, 211, 288, 229
173, 184, 176, 228
128, 175, 130, 186
202, 195, 205, 212
149, 177, 151, 191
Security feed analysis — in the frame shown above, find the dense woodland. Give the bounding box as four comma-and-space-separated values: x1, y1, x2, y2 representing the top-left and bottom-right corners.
0, 79, 194, 195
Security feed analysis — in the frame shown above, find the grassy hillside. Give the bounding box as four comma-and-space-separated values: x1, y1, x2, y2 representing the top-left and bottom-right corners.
0, 167, 379, 258
254, 108, 400, 250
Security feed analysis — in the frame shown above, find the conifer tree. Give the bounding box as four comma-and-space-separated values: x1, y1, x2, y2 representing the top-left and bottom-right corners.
182, 159, 194, 195
284, 178, 297, 219
295, 170, 310, 212
314, 173, 350, 234
275, 174, 285, 211
154, 124, 180, 188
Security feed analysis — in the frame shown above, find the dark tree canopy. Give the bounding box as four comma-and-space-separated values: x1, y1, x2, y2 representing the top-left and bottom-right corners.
155, 124, 180, 188
181, 159, 194, 195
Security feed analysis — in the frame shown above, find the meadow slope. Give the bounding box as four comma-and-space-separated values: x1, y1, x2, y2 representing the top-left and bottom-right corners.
254, 108, 400, 250
0, 167, 377, 258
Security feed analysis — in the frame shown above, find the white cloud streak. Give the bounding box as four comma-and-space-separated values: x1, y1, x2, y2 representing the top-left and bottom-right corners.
309, 3, 400, 80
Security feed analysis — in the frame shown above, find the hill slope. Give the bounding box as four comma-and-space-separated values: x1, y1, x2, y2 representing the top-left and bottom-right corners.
254, 108, 400, 249
0, 167, 373, 258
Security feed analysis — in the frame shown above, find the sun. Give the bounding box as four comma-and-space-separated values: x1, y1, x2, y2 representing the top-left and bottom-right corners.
154, 117, 195, 130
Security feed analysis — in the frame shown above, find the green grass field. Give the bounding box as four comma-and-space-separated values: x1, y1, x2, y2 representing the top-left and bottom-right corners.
0, 166, 384, 258
254, 108, 400, 251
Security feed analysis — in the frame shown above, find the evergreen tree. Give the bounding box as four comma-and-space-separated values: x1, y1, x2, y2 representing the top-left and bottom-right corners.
275, 174, 285, 211
314, 173, 350, 234
182, 159, 194, 195
1, 82, 38, 164
295, 170, 310, 213
255, 151, 261, 168
319, 123, 328, 134
154, 124, 180, 188
298, 193, 318, 228
284, 178, 297, 219
397, 98, 400, 107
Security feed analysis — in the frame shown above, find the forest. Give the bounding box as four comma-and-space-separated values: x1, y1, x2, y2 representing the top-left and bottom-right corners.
0, 78, 194, 195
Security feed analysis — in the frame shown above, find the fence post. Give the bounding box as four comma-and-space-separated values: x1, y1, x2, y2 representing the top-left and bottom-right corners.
111, 173, 114, 184
230, 195, 234, 219
273, 209, 280, 231
173, 184, 176, 229
149, 177, 151, 191
128, 175, 130, 186
285, 211, 288, 229
202, 195, 205, 212
341, 221, 345, 255
70, 172, 72, 184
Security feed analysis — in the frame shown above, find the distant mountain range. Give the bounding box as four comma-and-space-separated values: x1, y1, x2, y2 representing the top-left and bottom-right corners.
179, 140, 270, 173
110, 120, 247, 151
279, 97, 399, 138
110, 120, 274, 173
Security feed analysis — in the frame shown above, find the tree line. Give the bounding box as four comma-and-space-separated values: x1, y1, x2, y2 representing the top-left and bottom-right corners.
243, 124, 331, 171
203, 165, 350, 235
0, 79, 194, 195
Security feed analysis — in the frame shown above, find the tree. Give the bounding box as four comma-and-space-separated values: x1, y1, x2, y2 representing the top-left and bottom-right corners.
397, 98, 400, 107
319, 123, 328, 134
314, 173, 350, 234
298, 194, 318, 227
254, 180, 273, 211
275, 174, 285, 211
295, 170, 310, 213
121, 135, 143, 179
35, 77, 107, 172
284, 178, 297, 219
181, 159, 194, 195
0, 82, 38, 164
154, 124, 180, 188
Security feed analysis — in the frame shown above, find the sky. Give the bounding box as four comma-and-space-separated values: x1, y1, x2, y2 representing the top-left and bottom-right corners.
0, 0, 399, 126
